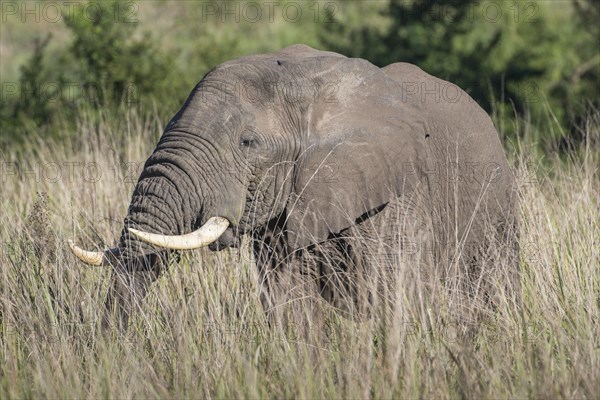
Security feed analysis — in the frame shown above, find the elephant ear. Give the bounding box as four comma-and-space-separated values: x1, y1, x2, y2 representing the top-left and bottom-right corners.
285, 106, 425, 249
285, 140, 387, 248
281, 55, 428, 250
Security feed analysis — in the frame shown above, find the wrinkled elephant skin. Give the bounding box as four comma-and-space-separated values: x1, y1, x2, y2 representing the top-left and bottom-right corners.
69, 45, 519, 328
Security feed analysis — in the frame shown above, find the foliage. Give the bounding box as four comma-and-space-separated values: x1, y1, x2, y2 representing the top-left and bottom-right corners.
1, 1, 180, 147
0, 34, 64, 147
63, 1, 176, 108
1, 0, 598, 151
321, 0, 600, 147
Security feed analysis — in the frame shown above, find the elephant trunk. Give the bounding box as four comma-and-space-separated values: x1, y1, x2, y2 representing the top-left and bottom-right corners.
102, 135, 244, 329
119, 173, 201, 257
102, 173, 193, 329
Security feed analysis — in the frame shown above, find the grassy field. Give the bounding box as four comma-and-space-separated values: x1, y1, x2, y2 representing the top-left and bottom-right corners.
1, 0, 598, 397
0, 107, 598, 398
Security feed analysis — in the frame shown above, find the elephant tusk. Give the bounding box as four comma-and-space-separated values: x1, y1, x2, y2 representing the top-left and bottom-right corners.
68, 240, 107, 266
127, 216, 230, 250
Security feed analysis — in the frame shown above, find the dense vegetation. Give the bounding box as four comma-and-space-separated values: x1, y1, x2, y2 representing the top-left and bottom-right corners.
1, 106, 598, 398
322, 0, 599, 145
1, 0, 598, 150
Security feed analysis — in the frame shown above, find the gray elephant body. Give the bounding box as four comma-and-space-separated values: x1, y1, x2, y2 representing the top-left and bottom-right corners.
75, 45, 518, 326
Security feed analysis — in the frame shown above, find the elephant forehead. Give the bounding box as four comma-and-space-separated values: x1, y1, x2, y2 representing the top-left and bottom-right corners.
203, 50, 379, 100
215, 44, 346, 72
170, 91, 245, 133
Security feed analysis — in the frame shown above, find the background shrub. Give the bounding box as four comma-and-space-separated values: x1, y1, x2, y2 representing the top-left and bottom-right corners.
1, 0, 598, 152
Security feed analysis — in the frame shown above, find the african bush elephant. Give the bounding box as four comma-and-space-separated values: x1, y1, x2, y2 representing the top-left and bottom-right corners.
69, 45, 519, 328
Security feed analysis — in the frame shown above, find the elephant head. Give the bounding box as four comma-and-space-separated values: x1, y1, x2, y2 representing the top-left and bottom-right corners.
69, 45, 517, 328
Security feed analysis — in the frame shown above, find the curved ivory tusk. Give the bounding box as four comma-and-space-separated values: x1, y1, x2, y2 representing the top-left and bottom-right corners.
68, 240, 106, 266
127, 216, 230, 250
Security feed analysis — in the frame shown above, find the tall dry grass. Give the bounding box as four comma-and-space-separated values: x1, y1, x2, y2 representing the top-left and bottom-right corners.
1, 109, 598, 398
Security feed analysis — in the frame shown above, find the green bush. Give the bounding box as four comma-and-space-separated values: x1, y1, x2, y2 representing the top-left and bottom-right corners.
2, 0, 597, 152
63, 1, 177, 109
321, 0, 599, 147
1, 1, 182, 147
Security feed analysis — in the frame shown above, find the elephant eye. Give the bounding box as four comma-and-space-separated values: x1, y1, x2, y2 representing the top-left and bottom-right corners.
240, 138, 254, 147
239, 128, 260, 150
239, 133, 258, 149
